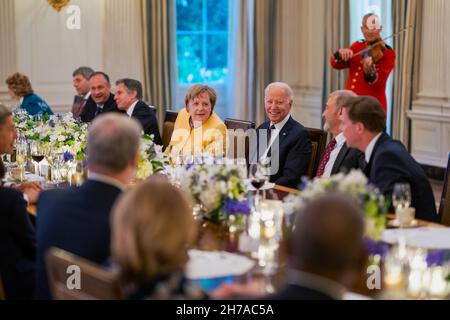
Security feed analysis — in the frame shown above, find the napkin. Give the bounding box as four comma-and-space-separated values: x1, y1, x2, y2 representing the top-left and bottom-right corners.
382, 228, 450, 250
185, 250, 255, 280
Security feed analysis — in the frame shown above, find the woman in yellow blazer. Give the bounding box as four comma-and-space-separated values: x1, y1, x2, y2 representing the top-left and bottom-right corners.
166, 85, 227, 159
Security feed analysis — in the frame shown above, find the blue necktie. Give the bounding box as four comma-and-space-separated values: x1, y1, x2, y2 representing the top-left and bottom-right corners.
95, 105, 103, 116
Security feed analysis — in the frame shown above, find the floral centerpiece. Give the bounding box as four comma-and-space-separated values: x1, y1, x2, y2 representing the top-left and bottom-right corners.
284, 169, 388, 240
179, 162, 250, 226
14, 112, 169, 181
135, 134, 169, 181
15, 113, 88, 161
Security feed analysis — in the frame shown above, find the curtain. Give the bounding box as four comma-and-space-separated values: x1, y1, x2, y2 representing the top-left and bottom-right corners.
141, 0, 175, 130
322, 0, 350, 110
228, 0, 275, 125
391, 0, 423, 147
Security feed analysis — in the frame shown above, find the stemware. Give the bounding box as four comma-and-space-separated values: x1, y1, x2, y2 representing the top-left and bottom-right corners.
15, 138, 28, 182
30, 140, 45, 177
392, 183, 412, 227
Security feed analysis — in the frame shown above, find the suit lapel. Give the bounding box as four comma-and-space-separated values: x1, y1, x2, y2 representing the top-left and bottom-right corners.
278, 117, 293, 148
331, 144, 348, 175
365, 132, 389, 176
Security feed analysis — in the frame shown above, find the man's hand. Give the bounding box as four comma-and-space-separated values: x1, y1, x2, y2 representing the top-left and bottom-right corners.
15, 182, 42, 204
362, 57, 376, 75
338, 48, 354, 62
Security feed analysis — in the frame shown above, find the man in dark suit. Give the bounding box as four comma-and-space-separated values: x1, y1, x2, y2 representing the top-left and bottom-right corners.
80, 71, 123, 123
317, 90, 364, 178
211, 194, 366, 300
35, 113, 141, 299
253, 82, 311, 189
71, 66, 94, 120
114, 78, 162, 145
341, 96, 439, 222
0, 104, 36, 300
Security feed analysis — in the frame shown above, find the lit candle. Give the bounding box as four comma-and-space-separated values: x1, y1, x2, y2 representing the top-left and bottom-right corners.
429, 267, 448, 298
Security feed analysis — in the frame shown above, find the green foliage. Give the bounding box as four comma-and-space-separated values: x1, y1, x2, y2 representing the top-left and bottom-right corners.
176, 0, 229, 84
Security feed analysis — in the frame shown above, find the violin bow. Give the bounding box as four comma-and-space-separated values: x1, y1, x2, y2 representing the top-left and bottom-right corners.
353, 25, 414, 57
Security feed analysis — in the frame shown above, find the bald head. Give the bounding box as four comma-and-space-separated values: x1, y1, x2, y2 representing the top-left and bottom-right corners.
289, 194, 365, 282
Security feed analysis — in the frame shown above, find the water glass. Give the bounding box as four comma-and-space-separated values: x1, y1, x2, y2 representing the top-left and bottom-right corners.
392, 183, 411, 224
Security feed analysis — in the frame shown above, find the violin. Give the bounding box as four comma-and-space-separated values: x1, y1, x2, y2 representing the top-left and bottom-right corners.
363, 39, 387, 63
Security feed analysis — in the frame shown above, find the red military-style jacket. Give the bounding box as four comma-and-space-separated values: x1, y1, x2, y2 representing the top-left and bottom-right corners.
330, 40, 396, 114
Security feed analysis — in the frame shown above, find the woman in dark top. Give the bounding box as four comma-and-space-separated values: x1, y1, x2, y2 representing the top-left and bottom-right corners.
111, 179, 205, 300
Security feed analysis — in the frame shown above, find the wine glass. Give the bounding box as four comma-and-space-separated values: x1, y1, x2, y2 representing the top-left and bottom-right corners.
30, 141, 45, 177
70, 160, 85, 186
15, 138, 28, 182
49, 152, 65, 186
392, 183, 411, 227
236, 157, 247, 179
249, 162, 269, 210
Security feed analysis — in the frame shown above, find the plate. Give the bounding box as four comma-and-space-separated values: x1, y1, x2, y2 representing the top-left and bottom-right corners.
387, 219, 420, 229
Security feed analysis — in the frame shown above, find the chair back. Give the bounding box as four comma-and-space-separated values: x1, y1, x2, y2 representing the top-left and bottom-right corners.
305, 127, 328, 178
162, 110, 179, 151
439, 153, 450, 226
46, 247, 124, 300
0, 275, 5, 300
224, 118, 255, 163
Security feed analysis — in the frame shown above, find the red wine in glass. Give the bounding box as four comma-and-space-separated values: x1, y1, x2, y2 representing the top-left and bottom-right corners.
251, 178, 267, 190
32, 155, 45, 163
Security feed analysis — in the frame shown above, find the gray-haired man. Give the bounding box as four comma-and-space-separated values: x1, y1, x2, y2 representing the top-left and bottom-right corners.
35, 113, 141, 299
71, 66, 94, 119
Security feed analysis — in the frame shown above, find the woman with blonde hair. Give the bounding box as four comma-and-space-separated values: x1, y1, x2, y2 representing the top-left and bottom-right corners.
166, 84, 227, 159
6, 72, 53, 116
111, 179, 204, 299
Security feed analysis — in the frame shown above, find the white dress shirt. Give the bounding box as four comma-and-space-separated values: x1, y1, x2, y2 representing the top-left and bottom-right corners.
365, 132, 383, 163
87, 171, 126, 191
286, 269, 346, 300
126, 100, 139, 117
83, 92, 91, 100
322, 133, 347, 178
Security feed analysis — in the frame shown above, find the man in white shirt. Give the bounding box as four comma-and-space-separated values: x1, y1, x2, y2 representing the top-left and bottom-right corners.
35, 113, 142, 299
253, 82, 311, 189
316, 90, 364, 178
340, 95, 439, 223
114, 78, 162, 145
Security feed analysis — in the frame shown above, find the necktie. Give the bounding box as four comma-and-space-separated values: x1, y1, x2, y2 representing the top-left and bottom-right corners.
267, 125, 276, 157
75, 99, 87, 119
316, 138, 337, 178
95, 105, 103, 116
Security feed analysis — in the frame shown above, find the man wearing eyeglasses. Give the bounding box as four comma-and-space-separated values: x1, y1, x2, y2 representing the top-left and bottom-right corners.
252, 82, 311, 189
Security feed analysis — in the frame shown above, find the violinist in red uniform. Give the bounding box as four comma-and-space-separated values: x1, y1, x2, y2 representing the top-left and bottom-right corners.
330, 13, 396, 114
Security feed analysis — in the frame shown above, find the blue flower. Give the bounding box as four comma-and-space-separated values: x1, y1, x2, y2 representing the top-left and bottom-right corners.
363, 238, 390, 258
49, 120, 56, 128
63, 151, 74, 162
223, 199, 251, 216
426, 250, 450, 267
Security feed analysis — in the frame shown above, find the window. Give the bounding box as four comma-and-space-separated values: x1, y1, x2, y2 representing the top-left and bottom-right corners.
175, 0, 229, 85
349, 0, 393, 133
